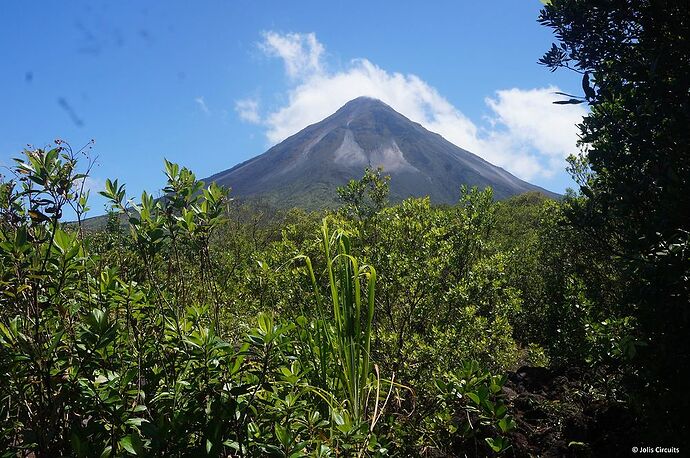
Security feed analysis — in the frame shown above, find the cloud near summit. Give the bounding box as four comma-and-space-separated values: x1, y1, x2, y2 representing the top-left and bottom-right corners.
237, 31, 587, 181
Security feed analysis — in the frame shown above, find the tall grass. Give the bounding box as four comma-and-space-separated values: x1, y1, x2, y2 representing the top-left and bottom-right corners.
304, 220, 377, 423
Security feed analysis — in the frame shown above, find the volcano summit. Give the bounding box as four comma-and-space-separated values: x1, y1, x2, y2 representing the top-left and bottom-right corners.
205, 97, 556, 208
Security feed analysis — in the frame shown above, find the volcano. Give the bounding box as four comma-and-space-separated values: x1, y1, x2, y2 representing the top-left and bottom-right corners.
205, 97, 556, 208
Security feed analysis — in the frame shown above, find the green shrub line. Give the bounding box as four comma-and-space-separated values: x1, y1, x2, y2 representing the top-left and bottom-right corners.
1, 147, 521, 456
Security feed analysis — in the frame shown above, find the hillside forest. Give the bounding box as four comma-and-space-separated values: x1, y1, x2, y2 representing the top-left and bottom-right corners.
1, 1, 688, 456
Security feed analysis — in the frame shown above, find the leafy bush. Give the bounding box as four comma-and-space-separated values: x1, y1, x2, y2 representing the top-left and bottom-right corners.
0, 145, 525, 456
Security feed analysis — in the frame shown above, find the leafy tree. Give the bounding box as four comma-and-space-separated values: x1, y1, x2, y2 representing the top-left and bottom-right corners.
540, 0, 690, 441
336, 167, 390, 221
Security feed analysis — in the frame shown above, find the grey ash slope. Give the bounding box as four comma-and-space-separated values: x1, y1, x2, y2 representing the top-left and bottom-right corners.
205, 97, 557, 208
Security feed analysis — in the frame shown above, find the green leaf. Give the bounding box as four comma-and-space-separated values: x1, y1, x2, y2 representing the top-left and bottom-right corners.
466, 392, 481, 405
119, 436, 137, 455
14, 227, 27, 248
332, 410, 344, 426
553, 98, 584, 105
498, 417, 516, 433
485, 436, 507, 452
275, 423, 291, 448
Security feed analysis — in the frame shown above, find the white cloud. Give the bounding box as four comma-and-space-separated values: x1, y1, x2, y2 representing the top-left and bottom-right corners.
75, 175, 104, 194
481, 88, 586, 177
239, 31, 587, 180
259, 31, 324, 80
235, 98, 261, 124
195, 96, 210, 114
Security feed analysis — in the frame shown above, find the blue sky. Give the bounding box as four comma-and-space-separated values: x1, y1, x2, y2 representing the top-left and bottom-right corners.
0, 1, 585, 216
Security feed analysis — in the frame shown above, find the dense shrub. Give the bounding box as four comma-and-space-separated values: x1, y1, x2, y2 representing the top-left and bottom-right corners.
1, 146, 518, 456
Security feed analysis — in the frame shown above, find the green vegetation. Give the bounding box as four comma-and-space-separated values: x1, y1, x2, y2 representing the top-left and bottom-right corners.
0, 141, 657, 456
540, 0, 690, 444
1, 1, 688, 455
0, 148, 524, 456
